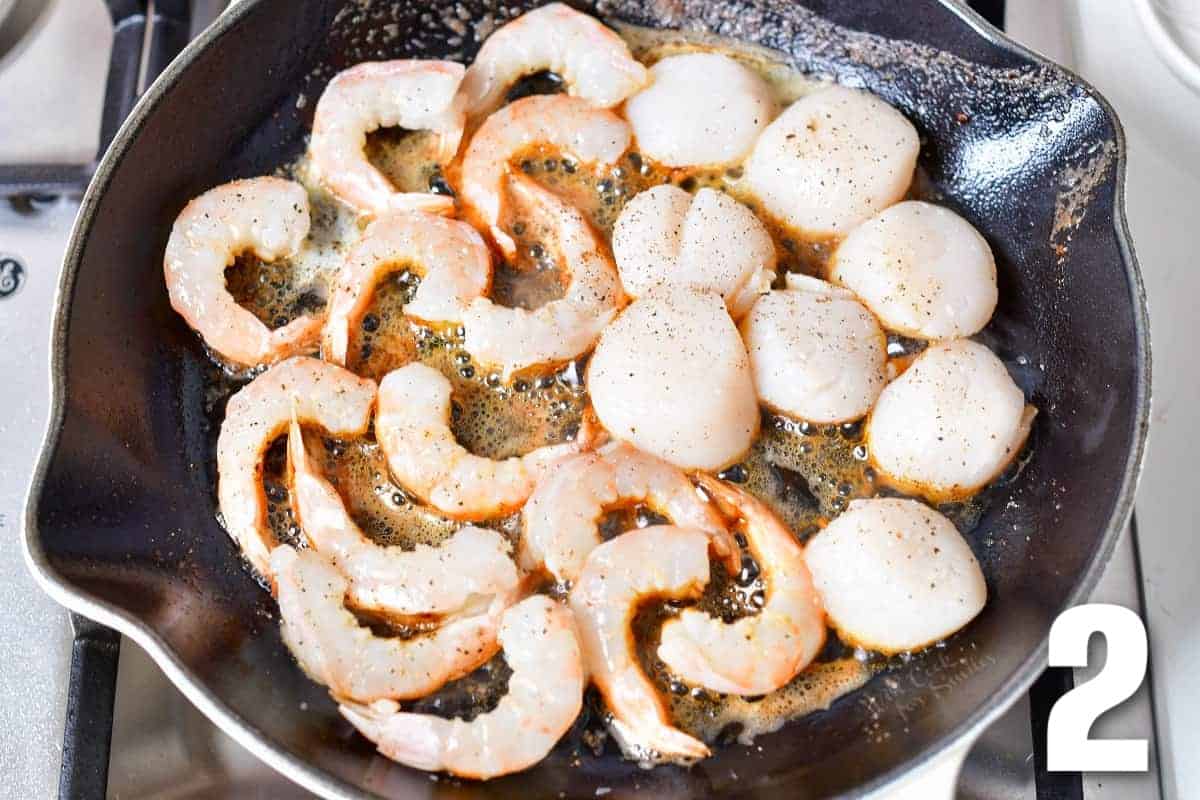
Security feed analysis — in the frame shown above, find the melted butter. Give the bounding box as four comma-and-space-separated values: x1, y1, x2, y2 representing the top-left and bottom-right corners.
494, 179, 573, 310
735, 417, 874, 535
350, 274, 588, 461
305, 430, 458, 550
224, 254, 323, 329
673, 658, 872, 744
363, 127, 451, 196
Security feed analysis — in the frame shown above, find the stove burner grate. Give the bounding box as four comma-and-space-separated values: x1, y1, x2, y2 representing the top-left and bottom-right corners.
0, 0, 191, 198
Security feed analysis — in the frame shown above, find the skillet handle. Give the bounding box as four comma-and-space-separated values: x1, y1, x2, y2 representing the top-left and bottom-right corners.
58, 614, 121, 800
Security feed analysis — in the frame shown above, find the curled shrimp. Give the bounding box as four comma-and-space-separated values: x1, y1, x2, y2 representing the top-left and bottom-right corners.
310, 60, 465, 217
376, 362, 585, 519
520, 442, 738, 584
459, 3, 647, 119
164, 177, 322, 368
657, 476, 826, 696
322, 211, 491, 365
286, 415, 519, 618
459, 93, 630, 256
462, 176, 625, 377
270, 545, 501, 703
569, 526, 712, 764
217, 356, 375, 577
339, 595, 585, 780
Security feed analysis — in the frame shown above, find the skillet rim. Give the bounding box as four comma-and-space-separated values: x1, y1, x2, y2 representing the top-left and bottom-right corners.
21, 0, 1152, 797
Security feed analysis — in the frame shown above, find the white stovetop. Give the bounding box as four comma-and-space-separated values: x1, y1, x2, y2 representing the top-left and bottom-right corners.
0, 1, 111, 795
1, 1, 1196, 797
1008, 1, 1200, 797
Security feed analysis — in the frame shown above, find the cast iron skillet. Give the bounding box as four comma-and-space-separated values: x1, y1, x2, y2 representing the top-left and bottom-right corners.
23, 0, 1150, 797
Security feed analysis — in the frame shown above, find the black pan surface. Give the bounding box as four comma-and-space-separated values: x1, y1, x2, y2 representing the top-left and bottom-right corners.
24, 1, 1150, 797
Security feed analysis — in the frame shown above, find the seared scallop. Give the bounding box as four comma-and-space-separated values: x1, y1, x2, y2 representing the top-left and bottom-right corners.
587, 286, 759, 470
866, 339, 1035, 498
612, 185, 776, 318
831, 201, 997, 339
740, 275, 887, 423
743, 84, 919, 237
624, 52, 776, 167
805, 498, 987, 653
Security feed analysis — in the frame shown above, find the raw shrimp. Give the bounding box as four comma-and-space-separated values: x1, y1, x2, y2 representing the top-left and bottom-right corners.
376, 362, 583, 519
744, 85, 919, 236
459, 94, 630, 255
740, 274, 887, 424
658, 476, 826, 696
866, 339, 1035, 500
286, 416, 519, 618
338, 595, 585, 780
624, 52, 775, 167
587, 285, 758, 470
309, 60, 466, 217
459, 3, 647, 119
163, 177, 322, 369
569, 526, 712, 764
520, 442, 738, 584
461, 175, 625, 377
270, 546, 500, 703
830, 200, 998, 340
217, 356, 375, 577
805, 498, 987, 653
322, 211, 491, 365
612, 185, 776, 319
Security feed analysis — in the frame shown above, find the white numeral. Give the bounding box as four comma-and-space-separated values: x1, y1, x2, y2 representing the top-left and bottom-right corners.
1046, 603, 1148, 772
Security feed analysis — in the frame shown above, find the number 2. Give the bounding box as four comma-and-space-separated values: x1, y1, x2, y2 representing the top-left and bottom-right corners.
1046, 603, 1148, 772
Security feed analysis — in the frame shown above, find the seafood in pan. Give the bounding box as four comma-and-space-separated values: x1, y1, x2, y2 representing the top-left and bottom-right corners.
166, 2, 1031, 780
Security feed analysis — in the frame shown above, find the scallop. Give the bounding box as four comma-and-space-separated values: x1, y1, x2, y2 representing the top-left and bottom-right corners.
741, 275, 887, 423
866, 339, 1035, 498
623, 52, 776, 167
743, 84, 919, 236
587, 286, 759, 470
805, 497, 987, 653
611, 185, 776, 318
831, 201, 997, 339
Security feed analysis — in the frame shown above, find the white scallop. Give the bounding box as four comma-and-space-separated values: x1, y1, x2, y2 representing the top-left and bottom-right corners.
741, 275, 887, 423
831, 201, 997, 339
867, 339, 1035, 497
744, 84, 919, 236
587, 286, 759, 470
624, 52, 776, 167
805, 497, 987, 653
612, 185, 776, 319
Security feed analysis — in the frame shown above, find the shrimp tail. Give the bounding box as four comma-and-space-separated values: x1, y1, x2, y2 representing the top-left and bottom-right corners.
285, 403, 307, 485
574, 407, 606, 451
692, 474, 744, 574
